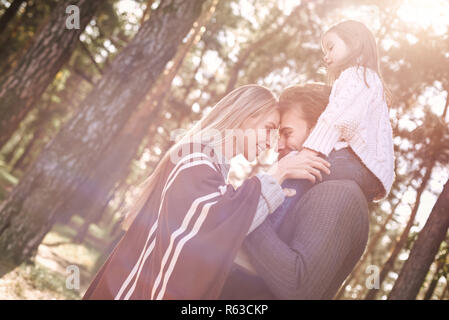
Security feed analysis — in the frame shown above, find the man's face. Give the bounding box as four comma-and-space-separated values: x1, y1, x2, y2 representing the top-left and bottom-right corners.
278, 107, 310, 158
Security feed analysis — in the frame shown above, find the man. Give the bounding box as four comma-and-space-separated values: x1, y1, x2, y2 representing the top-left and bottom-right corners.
220, 84, 370, 299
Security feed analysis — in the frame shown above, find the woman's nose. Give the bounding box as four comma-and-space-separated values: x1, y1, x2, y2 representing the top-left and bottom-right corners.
277, 138, 285, 152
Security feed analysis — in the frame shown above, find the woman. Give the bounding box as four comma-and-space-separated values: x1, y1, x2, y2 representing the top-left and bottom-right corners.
82, 85, 330, 300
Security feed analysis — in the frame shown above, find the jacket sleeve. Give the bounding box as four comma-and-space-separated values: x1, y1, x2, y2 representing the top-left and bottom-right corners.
302, 67, 380, 156
155, 154, 283, 299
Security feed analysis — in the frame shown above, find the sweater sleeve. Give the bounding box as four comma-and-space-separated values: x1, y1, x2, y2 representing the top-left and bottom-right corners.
302, 67, 378, 156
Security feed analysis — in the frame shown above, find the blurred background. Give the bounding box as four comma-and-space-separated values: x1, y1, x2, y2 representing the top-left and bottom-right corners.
0, 0, 447, 300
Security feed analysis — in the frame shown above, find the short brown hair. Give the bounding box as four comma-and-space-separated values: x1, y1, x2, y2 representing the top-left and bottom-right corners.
279, 83, 331, 129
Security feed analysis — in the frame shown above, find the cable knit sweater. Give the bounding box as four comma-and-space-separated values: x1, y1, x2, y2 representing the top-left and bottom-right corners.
302, 66, 395, 200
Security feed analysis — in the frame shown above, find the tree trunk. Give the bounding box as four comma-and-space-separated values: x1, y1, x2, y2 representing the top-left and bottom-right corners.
423, 272, 442, 300
423, 245, 448, 300
0, 0, 104, 150
388, 178, 449, 300
0, 0, 206, 267
140, 0, 155, 25
72, 182, 120, 244
0, 0, 26, 33
11, 121, 47, 172
3, 146, 16, 165
364, 159, 437, 299
11, 134, 35, 172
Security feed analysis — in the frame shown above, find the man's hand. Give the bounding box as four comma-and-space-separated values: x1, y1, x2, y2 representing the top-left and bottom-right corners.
267, 149, 331, 185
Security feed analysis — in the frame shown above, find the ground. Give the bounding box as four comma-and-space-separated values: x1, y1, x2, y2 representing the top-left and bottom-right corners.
0, 224, 105, 300
0, 157, 118, 300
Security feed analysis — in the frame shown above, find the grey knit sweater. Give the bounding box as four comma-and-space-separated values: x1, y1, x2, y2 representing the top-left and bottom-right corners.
240, 179, 370, 299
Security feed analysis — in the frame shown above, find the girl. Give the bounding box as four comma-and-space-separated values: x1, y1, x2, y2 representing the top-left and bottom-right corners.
82, 85, 330, 300
269, 20, 395, 230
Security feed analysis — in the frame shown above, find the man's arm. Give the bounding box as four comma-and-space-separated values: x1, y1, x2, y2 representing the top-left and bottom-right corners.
243, 180, 369, 299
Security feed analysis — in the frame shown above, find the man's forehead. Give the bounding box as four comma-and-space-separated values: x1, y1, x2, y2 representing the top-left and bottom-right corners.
281, 106, 304, 120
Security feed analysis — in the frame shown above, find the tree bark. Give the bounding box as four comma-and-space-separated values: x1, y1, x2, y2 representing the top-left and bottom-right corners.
11, 129, 39, 172
140, 0, 155, 26
0, 0, 206, 266
423, 269, 442, 300
72, 179, 123, 244
0, 0, 104, 150
388, 178, 449, 300
0, 0, 26, 33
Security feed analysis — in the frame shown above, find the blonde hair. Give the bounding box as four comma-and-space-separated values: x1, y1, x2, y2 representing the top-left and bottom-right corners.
322, 20, 393, 106
121, 84, 278, 230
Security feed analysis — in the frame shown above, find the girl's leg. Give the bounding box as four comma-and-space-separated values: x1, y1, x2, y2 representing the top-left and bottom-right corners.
322, 148, 383, 202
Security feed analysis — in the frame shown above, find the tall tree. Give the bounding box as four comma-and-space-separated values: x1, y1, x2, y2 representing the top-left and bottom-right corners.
422, 246, 448, 300
0, 0, 104, 149
0, 0, 206, 268
388, 178, 449, 299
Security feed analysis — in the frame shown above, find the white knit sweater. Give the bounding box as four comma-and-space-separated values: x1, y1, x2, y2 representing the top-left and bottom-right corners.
302, 66, 395, 200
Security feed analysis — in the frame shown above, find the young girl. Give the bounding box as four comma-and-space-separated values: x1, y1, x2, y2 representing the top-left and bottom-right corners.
269, 20, 395, 230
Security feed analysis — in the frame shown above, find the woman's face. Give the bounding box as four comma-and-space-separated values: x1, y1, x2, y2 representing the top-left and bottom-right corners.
236, 109, 280, 162
322, 31, 350, 69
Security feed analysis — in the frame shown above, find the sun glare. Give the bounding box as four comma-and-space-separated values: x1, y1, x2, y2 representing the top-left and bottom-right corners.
397, 0, 449, 34
278, 0, 301, 15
